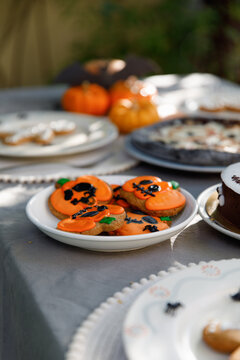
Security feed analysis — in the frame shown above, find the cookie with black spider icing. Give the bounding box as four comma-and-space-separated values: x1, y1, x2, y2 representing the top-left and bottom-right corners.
120, 176, 186, 217
57, 204, 126, 235
114, 209, 170, 236
49, 175, 113, 220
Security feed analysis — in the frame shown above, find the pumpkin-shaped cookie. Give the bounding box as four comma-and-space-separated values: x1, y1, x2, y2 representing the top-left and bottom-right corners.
57, 204, 126, 235
120, 176, 186, 217
114, 209, 169, 236
49, 176, 113, 219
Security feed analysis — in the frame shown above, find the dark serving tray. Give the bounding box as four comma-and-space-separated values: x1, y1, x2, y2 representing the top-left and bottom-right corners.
130, 116, 240, 166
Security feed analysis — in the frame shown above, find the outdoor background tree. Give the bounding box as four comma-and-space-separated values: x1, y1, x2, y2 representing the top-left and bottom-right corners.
64, 0, 240, 82
1, 0, 240, 87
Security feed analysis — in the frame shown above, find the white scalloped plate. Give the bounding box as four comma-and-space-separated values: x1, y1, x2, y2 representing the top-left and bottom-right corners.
0, 111, 118, 157
25, 175, 197, 252
123, 258, 240, 360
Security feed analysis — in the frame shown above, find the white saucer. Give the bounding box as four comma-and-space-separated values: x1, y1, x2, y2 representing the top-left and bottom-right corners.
197, 184, 240, 241
125, 136, 224, 173
25, 175, 197, 252
123, 258, 240, 360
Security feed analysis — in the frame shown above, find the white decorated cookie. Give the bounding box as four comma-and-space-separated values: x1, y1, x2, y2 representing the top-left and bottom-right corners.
49, 120, 76, 135
2, 119, 76, 146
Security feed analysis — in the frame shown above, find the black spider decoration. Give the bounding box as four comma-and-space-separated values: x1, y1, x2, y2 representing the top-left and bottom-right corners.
164, 302, 183, 316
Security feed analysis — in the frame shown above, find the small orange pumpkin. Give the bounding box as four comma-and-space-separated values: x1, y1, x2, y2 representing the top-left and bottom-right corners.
61, 83, 110, 116
109, 98, 160, 134
109, 76, 157, 105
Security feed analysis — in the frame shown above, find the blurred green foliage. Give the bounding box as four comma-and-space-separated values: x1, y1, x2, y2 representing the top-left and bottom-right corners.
58, 0, 240, 82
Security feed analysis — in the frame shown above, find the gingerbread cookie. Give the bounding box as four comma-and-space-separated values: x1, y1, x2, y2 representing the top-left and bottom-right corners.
114, 209, 170, 236
120, 176, 186, 217
49, 176, 113, 219
57, 204, 126, 235
203, 290, 240, 359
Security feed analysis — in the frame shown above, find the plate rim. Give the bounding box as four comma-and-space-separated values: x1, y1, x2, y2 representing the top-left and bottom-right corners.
0, 110, 119, 158
125, 136, 224, 173
25, 175, 198, 245
197, 183, 240, 240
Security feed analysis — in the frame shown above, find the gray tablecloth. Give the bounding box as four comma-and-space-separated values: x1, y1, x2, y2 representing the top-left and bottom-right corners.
1, 164, 240, 360
0, 85, 239, 360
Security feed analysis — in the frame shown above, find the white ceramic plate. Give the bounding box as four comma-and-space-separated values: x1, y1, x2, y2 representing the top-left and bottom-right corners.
197, 184, 240, 241
123, 258, 240, 360
0, 111, 118, 158
125, 136, 224, 173
25, 175, 197, 252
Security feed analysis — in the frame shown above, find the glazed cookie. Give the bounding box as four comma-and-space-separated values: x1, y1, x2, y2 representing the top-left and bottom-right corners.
114, 209, 170, 236
57, 204, 126, 235
203, 290, 240, 359
2, 119, 76, 146
49, 176, 113, 219
120, 176, 186, 217
203, 321, 240, 354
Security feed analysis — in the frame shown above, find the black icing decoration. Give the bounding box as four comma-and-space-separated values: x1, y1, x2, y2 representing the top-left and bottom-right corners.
72, 207, 92, 219
148, 184, 160, 192
113, 186, 121, 192
142, 216, 158, 224
130, 209, 146, 215
97, 205, 108, 211
133, 182, 156, 197
64, 189, 73, 201
79, 197, 91, 204
125, 216, 143, 224
164, 302, 183, 315
232, 175, 240, 185
72, 182, 97, 205
143, 225, 159, 232
80, 211, 99, 217
231, 289, 240, 301
73, 205, 108, 218
139, 180, 153, 185
71, 198, 79, 205
72, 182, 95, 192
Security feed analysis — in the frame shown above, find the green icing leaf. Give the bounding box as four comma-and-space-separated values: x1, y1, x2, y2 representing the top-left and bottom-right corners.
160, 216, 171, 221
99, 217, 116, 224
170, 180, 179, 189
57, 178, 70, 186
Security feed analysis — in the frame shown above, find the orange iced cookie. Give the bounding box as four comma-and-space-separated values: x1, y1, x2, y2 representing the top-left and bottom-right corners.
114, 209, 170, 236
49, 176, 113, 219
109, 184, 129, 208
120, 176, 186, 217
57, 204, 126, 235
